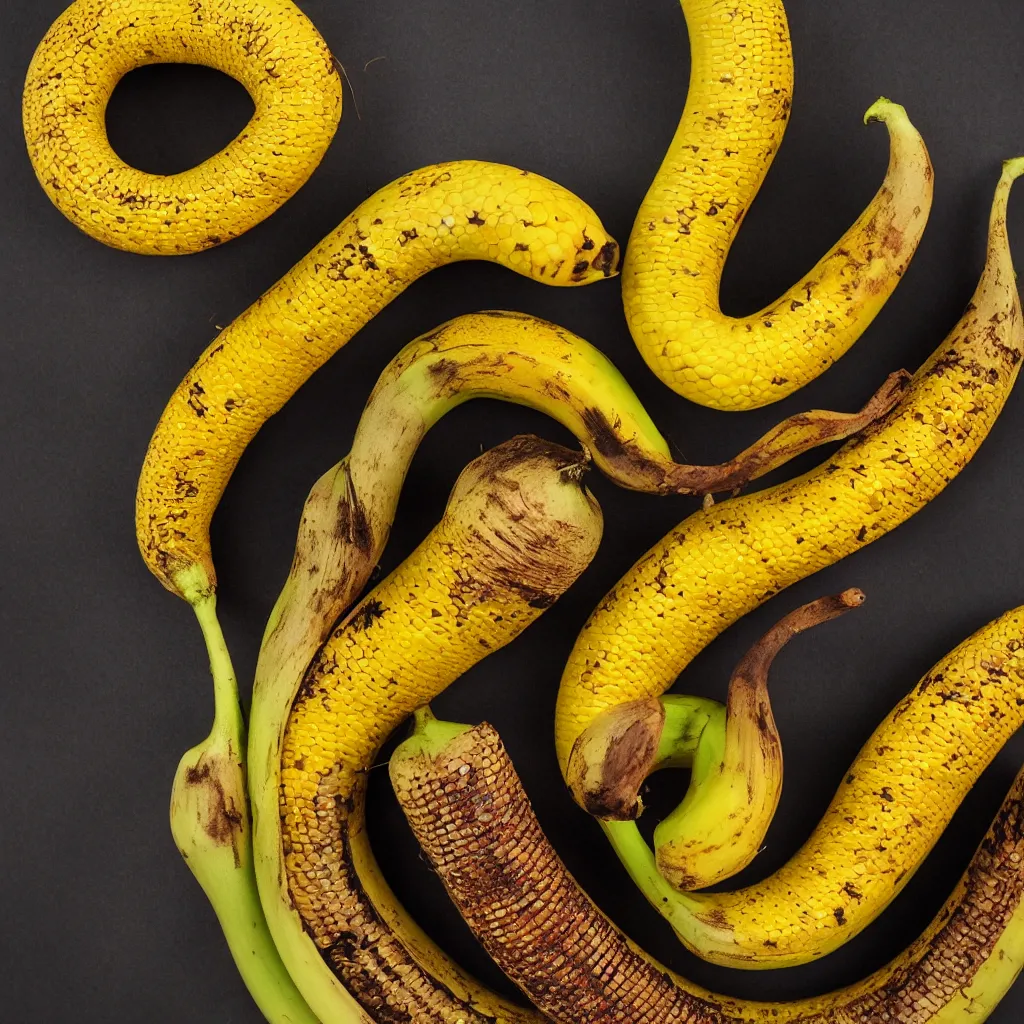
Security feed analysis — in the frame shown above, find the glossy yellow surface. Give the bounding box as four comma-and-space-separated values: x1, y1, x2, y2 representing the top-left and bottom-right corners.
623, 0, 933, 409
23, 0, 341, 254
134, 161, 618, 601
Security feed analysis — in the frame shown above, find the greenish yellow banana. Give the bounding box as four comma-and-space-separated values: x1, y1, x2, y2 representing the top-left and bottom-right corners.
168, 595, 321, 1024
23, 0, 342, 254
568, 590, 865, 892
393, 713, 1024, 1024
558, 158, 1024, 824
623, 0, 933, 409
256, 308, 905, 747
252, 436, 601, 1024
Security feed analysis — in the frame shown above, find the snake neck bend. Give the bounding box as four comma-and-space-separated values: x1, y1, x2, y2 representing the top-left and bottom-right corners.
623, 0, 932, 409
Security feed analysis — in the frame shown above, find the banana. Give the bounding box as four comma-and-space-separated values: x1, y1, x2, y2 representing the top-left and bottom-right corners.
135, 160, 619, 607
392, 714, 1024, 1024
168, 594, 321, 1024
620, 604, 1024, 970
251, 437, 602, 1024
567, 590, 865, 892
23, 0, 342, 254
622, 0, 934, 410
557, 161, 1024, 819
256, 308, 906, 742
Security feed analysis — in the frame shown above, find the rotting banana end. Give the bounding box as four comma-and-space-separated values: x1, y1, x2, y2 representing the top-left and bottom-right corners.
254, 436, 601, 1024
393, 718, 1024, 1024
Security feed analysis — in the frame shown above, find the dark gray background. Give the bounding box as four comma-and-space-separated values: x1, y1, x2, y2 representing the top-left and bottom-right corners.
4, 0, 1024, 1019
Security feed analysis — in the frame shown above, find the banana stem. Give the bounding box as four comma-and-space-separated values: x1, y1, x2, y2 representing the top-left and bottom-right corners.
193, 595, 243, 741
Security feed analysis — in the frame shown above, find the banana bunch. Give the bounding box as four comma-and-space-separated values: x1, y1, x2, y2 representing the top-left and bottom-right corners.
22, 0, 1024, 1021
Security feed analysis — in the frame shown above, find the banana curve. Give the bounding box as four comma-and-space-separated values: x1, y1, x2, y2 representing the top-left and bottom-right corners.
135, 160, 619, 603
623, 0, 933, 410
557, 160, 1024, 775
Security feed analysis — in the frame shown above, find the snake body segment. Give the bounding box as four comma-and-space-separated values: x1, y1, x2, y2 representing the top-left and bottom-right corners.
623, 0, 933, 410
23, 0, 342, 254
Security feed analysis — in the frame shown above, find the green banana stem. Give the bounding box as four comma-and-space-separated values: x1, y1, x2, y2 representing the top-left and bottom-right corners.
169, 592, 320, 1024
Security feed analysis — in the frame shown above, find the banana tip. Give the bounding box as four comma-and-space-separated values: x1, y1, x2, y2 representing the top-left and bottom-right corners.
863, 97, 906, 127
1001, 157, 1024, 185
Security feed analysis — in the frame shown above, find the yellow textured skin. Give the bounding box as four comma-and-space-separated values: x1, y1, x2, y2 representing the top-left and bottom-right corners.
275, 438, 602, 1024
23, 0, 342, 254
555, 163, 1024, 967
395, 720, 1024, 1024
677, 608, 1024, 967
622, 0, 933, 410
556, 162, 1023, 770
134, 160, 618, 601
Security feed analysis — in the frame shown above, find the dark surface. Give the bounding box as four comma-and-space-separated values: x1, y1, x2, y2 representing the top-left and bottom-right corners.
4, 0, 1024, 1019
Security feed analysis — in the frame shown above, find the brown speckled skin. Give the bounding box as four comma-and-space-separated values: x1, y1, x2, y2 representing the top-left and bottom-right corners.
622, 0, 933, 411
134, 160, 618, 600
673, 608, 1024, 967
394, 722, 1024, 1023
557, 167, 1023, 787
23, 0, 342, 254
278, 438, 602, 1024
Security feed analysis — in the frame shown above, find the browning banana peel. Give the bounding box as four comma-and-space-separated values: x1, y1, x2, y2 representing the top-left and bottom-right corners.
251, 437, 602, 1024
394, 716, 1024, 1024
558, 158, 1024, 817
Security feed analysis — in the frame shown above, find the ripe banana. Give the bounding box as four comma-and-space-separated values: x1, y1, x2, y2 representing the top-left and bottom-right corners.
622, 0, 934, 410
557, 160, 1024, 808
393, 715, 1024, 1024
568, 590, 865, 892
256, 308, 906, 749
634, 604, 1024, 970
135, 160, 619, 608
23, 0, 342, 254
251, 437, 601, 1024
